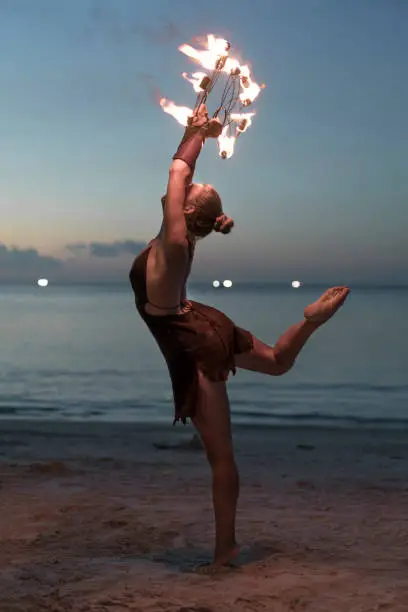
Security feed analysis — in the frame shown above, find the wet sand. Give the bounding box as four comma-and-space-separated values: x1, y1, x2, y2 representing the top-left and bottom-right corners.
1, 419, 408, 611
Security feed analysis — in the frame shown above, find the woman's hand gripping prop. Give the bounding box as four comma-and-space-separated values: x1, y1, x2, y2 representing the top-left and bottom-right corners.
173, 104, 222, 174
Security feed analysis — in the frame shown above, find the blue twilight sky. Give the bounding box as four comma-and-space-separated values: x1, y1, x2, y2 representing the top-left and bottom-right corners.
1, 0, 407, 284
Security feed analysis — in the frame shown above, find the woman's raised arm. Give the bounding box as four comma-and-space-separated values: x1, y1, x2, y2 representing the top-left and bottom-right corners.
162, 105, 222, 249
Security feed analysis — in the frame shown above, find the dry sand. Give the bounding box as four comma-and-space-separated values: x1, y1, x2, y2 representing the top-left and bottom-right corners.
1, 419, 408, 612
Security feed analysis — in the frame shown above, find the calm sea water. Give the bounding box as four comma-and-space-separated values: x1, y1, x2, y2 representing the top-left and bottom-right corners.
1, 283, 407, 428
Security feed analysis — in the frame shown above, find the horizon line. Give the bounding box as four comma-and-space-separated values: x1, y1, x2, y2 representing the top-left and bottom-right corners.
1, 280, 407, 290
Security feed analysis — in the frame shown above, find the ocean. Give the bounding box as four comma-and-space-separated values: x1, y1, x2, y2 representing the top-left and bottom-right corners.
1, 282, 407, 428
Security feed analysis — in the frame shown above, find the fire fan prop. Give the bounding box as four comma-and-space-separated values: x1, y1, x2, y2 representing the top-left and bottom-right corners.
160, 34, 265, 160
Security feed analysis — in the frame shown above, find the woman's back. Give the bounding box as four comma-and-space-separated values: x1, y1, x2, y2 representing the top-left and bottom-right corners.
129, 243, 151, 308
129, 238, 194, 316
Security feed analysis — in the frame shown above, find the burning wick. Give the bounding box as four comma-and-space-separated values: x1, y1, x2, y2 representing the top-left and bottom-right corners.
200, 75, 211, 90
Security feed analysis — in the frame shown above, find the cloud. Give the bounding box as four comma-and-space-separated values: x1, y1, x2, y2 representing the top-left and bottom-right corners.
0, 243, 63, 280
65, 242, 88, 254
66, 240, 146, 258
0, 240, 148, 283
0, 243, 63, 269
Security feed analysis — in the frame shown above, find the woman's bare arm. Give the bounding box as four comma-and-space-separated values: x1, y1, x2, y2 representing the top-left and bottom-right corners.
161, 106, 222, 254
161, 105, 208, 255
162, 160, 191, 247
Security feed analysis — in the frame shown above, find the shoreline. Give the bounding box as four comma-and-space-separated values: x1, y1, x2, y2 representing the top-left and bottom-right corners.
2, 417, 408, 466
2, 415, 408, 431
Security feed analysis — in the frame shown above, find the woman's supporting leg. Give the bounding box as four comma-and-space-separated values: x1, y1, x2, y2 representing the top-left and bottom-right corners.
192, 372, 240, 567
189, 287, 350, 565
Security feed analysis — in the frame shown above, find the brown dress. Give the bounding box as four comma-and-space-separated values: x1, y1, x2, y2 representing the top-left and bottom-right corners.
129, 241, 253, 425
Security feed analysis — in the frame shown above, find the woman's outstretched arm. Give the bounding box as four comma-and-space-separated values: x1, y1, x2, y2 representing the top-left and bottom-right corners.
162, 105, 208, 247
162, 105, 222, 249
163, 160, 191, 246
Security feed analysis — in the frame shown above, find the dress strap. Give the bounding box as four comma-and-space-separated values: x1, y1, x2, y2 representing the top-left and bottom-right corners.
147, 300, 181, 310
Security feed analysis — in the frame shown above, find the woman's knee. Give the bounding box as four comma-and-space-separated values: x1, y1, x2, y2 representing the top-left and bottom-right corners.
235, 339, 293, 376
272, 347, 295, 375
205, 441, 235, 466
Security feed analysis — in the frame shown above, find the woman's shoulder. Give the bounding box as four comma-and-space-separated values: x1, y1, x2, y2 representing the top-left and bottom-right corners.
154, 234, 195, 260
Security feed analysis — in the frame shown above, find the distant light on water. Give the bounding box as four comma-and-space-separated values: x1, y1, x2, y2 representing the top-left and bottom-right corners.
223, 280, 233, 288
37, 278, 49, 287
213, 280, 220, 288
291, 280, 301, 289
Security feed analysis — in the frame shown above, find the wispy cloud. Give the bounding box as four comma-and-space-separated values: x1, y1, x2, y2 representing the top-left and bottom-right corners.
0, 240, 147, 282
66, 240, 146, 258
0, 243, 63, 280
0, 243, 62, 269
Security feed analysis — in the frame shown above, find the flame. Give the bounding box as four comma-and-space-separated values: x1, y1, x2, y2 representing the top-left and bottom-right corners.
179, 39, 264, 108
217, 126, 236, 159
238, 64, 264, 105
179, 35, 230, 71
182, 71, 208, 94
159, 98, 192, 127
207, 34, 230, 56
160, 34, 265, 159
230, 112, 256, 133
217, 113, 255, 159
224, 58, 241, 75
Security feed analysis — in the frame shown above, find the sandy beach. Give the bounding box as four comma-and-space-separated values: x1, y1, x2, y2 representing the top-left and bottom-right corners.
1, 419, 408, 612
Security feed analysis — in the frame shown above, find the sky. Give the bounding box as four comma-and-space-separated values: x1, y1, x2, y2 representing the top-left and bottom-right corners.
1, 0, 407, 284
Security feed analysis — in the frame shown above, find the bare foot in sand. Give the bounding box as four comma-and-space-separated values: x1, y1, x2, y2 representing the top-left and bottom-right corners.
195, 544, 240, 574
304, 286, 350, 324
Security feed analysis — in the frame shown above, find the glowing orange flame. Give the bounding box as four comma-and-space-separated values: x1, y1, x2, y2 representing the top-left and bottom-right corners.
179, 38, 264, 104
231, 112, 256, 133
224, 58, 241, 75
160, 34, 265, 159
182, 71, 208, 94
238, 64, 264, 105
159, 97, 192, 127
217, 126, 236, 160
179, 35, 230, 71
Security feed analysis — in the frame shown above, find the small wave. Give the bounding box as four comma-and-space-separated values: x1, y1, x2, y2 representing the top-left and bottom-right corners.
0, 407, 18, 415
234, 409, 408, 428
233, 381, 408, 393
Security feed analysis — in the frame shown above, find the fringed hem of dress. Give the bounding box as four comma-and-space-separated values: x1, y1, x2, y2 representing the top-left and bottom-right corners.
170, 324, 253, 426
132, 293, 254, 426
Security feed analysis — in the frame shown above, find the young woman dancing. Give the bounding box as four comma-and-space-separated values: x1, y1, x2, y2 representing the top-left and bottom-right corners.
129, 104, 350, 570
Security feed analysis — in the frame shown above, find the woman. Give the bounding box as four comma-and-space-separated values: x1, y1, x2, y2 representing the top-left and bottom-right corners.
129, 104, 350, 570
